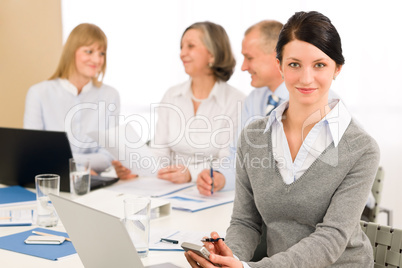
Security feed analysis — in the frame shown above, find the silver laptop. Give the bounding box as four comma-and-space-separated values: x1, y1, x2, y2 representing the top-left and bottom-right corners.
49, 194, 179, 268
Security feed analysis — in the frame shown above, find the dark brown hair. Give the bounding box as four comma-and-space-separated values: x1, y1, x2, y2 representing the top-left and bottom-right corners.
276, 11, 345, 66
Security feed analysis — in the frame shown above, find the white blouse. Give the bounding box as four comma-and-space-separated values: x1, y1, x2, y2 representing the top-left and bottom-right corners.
150, 79, 246, 181
24, 78, 120, 173
265, 99, 351, 184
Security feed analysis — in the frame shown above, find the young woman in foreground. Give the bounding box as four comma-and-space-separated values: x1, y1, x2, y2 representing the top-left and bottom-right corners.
185, 11, 379, 268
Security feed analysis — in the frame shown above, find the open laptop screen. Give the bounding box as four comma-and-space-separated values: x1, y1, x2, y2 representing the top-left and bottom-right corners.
0, 127, 72, 191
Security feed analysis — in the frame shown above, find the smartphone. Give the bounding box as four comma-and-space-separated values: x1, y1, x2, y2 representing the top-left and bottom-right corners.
181, 242, 221, 267
24, 235, 65, 244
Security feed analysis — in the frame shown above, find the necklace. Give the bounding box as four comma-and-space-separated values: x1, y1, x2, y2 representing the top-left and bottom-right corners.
191, 93, 207, 103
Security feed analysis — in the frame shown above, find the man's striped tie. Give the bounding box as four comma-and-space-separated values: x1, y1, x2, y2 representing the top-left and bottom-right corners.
265, 94, 280, 116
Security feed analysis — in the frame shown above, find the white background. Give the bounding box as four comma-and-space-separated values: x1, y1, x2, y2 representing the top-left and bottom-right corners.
61, 0, 402, 227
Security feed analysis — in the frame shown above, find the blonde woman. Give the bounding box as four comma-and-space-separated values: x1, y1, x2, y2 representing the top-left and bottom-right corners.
24, 23, 119, 174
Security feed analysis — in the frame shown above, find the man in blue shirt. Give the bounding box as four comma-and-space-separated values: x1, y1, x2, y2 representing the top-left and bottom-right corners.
196, 20, 286, 195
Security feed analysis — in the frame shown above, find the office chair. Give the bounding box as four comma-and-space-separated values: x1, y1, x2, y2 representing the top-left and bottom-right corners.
362, 166, 393, 225
360, 221, 402, 268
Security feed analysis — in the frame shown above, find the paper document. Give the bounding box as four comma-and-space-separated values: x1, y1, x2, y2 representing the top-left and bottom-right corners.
88, 123, 156, 176
0, 209, 33, 226
163, 187, 234, 212
107, 176, 193, 197
74, 189, 171, 219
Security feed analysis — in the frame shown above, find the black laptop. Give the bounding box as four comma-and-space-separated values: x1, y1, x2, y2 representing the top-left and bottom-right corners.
0, 127, 118, 192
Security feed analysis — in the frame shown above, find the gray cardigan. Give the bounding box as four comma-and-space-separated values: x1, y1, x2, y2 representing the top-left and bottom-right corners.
226, 118, 380, 267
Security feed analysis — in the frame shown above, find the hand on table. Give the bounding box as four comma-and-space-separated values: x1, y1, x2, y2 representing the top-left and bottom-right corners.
157, 165, 191, 183
111, 160, 137, 180
185, 231, 242, 268
197, 169, 226, 196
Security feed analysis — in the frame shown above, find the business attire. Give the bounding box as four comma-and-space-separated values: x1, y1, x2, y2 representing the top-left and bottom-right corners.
217, 83, 287, 190
241, 83, 289, 128
217, 85, 371, 194
24, 78, 120, 173
226, 99, 379, 267
150, 79, 245, 181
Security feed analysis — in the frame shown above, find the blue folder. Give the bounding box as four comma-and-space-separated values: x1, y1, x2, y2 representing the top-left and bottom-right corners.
0, 227, 76, 260
0, 186, 36, 206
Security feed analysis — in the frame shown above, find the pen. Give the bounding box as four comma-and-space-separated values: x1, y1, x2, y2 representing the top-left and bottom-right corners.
32, 231, 72, 242
201, 237, 224, 242
209, 156, 214, 195
160, 238, 179, 244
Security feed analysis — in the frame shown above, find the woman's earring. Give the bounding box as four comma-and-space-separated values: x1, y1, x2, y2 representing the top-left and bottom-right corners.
333, 76, 336, 80
208, 62, 213, 68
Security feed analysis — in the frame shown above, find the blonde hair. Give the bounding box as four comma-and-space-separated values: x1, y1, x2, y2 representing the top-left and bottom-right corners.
245, 20, 283, 54
49, 23, 107, 87
183, 21, 236, 82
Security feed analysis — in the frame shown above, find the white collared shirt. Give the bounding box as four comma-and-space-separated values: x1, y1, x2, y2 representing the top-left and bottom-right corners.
264, 99, 351, 184
151, 79, 245, 181
24, 78, 120, 172
59, 78, 93, 96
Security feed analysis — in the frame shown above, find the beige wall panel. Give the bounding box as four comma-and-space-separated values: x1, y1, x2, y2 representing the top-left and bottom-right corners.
0, 0, 62, 128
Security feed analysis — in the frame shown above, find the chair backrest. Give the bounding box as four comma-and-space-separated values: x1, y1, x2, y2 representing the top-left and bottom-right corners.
360, 221, 402, 268
368, 166, 385, 222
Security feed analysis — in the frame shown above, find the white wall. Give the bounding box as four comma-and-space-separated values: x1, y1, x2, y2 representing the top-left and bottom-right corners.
61, 0, 402, 227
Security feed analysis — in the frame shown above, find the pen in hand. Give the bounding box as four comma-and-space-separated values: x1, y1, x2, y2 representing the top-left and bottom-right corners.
209, 155, 214, 195
201, 237, 224, 242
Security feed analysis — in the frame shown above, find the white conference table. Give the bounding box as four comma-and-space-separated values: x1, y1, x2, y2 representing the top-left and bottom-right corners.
0, 183, 234, 268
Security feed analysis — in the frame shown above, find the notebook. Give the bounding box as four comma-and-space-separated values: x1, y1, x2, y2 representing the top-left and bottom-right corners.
0, 127, 118, 192
49, 194, 179, 268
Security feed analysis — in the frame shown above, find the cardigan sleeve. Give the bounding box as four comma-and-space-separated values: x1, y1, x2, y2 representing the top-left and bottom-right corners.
224, 130, 265, 261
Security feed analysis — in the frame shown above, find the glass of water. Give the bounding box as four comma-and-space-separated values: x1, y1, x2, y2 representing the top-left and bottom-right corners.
35, 174, 60, 227
124, 198, 151, 258
69, 158, 91, 199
